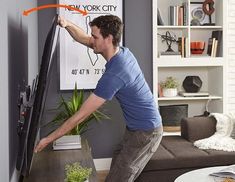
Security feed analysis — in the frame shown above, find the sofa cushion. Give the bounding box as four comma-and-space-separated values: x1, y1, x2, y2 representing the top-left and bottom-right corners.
143, 136, 235, 172
181, 117, 216, 142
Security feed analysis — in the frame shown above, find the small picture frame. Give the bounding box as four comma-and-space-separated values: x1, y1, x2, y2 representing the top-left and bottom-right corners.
190, 2, 210, 26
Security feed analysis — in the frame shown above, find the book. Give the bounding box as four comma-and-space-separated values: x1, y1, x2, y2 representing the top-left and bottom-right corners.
158, 83, 163, 97
53, 135, 81, 150
181, 37, 185, 58
185, 37, 189, 58
176, 6, 179, 26
182, 2, 188, 26
169, 6, 174, 25
207, 30, 223, 57
210, 165, 235, 179
212, 30, 223, 57
178, 37, 182, 54
53, 143, 81, 150
207, 38, 213, 56
157, 8, 164, 25
179, 91, 209, 97
54, 135, 81, 145
160, 51, 181, 58
213, 40, 218, 57
179, 6, 184, 26
211, 38, 216, 57
160, 51, 181, 55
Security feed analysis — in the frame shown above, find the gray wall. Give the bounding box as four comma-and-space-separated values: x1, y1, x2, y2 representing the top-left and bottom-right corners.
0, 0, 38, 181
39, 0, 152, 159
0, 0, 9, 181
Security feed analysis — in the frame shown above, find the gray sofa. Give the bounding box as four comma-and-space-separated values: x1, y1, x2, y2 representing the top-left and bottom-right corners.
136, 116, 235, 182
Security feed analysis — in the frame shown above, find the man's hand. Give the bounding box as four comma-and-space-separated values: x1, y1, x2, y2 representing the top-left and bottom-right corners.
58, 15, 69, 28
34, 138, 50, 153
57, 15, 92, 47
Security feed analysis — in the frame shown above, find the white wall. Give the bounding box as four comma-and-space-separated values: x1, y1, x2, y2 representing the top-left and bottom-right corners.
0, 0, 38, 181
227, 0, 235, 112
0, 0, 9, 181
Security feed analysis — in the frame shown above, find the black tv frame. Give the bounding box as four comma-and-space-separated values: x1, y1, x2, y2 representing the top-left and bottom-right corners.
16, 14, 59, 182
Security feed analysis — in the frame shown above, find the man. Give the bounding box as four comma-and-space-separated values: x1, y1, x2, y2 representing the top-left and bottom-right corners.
35, 15, 163, 182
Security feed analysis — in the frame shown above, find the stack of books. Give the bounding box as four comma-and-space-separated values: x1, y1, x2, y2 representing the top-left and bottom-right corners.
179, 91, 209, 97
178, 36, 189, 58
159, 51, 181, 58
207, 30, 222, 57
52, 135, 81, 150
169, 2, 188, 26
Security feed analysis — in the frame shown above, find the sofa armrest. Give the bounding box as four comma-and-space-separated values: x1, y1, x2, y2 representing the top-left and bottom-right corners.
181, 117, 216, 142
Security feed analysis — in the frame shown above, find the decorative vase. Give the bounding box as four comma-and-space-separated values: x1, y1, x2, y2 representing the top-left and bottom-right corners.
163, 88, 177, 97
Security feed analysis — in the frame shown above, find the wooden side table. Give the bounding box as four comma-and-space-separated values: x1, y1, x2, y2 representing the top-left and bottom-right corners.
24, 138, 97, 182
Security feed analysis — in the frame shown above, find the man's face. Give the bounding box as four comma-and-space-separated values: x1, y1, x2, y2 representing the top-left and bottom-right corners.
90, 26, 110, 54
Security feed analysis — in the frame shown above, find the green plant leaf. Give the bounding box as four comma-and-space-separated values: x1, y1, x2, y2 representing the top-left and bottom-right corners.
94, 110, 110, 120
65, 162, 92, 182
60, 95, 72, 116
72, 83, 78, 111
77, 90, 84, 110
48, 84, 111, 135
160, 76, 179, 89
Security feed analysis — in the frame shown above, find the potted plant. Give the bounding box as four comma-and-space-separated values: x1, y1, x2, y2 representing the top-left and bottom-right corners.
160, 77, 179, 97
65, 162, 92, 182
49, 83, 110, 150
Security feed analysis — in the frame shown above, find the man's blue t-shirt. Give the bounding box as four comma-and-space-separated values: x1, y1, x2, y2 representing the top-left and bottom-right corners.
94, 47, 162, 131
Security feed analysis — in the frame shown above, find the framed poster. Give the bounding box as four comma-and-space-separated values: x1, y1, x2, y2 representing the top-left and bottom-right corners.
190, 2, 210, 26
59, 0, 123, 90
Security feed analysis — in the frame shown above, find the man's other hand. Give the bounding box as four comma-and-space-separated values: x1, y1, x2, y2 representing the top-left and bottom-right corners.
34, 138, 50, 153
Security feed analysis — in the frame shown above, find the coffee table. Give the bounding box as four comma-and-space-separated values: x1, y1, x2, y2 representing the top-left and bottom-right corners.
175, 166, 229, 182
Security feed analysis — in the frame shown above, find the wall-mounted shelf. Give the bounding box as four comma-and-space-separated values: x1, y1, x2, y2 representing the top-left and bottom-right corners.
190, 26, 223, 29
155, 58, 224, 67
158, 95, 222, 101
157, 26, 188, 29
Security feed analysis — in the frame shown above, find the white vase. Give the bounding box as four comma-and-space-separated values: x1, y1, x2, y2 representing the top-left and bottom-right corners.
163, 88, 177, 97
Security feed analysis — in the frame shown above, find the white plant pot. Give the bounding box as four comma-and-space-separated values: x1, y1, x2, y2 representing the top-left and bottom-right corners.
53, 135, 81, 150
163, 88, 177, 97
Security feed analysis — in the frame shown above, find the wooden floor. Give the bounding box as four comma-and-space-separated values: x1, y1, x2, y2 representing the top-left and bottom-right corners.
97, 170, 109, 182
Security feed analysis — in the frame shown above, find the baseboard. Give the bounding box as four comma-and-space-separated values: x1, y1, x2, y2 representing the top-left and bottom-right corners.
93, 158, 112, 171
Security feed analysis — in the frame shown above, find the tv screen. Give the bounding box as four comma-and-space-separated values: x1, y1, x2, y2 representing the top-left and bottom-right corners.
16, 14, 59, 181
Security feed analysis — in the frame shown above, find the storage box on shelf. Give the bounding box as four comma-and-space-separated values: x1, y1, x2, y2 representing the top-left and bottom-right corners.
153, 0, 227, 132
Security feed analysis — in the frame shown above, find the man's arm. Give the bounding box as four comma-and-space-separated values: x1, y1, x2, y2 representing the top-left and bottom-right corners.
58, 16, 93, 48
34, 93, 105, 152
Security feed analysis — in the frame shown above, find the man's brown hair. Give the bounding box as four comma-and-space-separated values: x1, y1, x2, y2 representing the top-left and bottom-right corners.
89, 15, 123, 47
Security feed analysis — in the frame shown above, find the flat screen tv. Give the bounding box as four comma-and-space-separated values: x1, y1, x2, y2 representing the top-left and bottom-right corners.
16, 14, 59, 182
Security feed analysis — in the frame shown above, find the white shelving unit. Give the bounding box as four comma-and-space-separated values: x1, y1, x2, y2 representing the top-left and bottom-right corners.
153, 0, 227, 130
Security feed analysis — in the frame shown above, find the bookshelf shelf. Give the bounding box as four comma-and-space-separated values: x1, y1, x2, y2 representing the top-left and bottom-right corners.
158, 95, 222, 101
153, 0, 226, 122
190, 26, 223, 29
155, 58, 224, 67
157, 26, 189, 29
163, 131, 180, 136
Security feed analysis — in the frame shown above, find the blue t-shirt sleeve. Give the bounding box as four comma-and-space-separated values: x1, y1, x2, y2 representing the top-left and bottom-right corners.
94, 73, 125, 100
